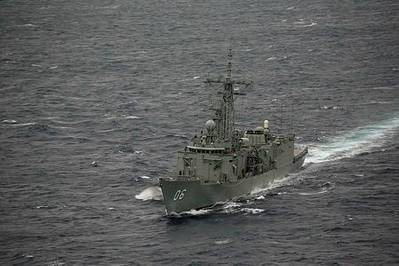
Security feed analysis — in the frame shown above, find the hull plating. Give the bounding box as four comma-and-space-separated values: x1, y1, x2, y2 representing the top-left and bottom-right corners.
160, 153, 306, 214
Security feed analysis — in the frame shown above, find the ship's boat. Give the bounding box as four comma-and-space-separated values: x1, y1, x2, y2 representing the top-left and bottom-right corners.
159, 49, 307, 215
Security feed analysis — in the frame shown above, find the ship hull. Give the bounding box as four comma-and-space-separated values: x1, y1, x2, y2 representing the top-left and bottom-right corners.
160, 151, 306, 215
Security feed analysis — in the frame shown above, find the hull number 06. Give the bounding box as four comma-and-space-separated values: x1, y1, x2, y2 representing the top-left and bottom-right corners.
173, 189, 187, 201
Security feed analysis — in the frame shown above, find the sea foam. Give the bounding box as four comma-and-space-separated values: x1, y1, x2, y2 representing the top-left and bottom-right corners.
135, 186, 163, 201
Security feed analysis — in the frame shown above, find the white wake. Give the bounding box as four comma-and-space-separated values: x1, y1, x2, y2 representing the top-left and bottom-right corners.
305, 116, 399, 164
135, 186, 163, 201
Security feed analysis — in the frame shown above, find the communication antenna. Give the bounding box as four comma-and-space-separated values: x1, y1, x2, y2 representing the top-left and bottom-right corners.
279, 100, 283, 135
290, 99, 294, 135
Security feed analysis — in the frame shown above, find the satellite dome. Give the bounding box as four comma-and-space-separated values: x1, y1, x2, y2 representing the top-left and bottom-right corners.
205, 119, 216, 131
263, 120, 269, 129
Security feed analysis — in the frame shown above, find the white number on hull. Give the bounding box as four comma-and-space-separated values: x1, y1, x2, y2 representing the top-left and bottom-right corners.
173, 189, 187, 201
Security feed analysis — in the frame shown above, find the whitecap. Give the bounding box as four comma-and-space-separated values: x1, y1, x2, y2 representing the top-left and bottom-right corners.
321, 105, 341, 110
215, 239, 232, 245
223, 201, 243, 209
13, 122, 37, 127
105, 114, 141, 120
135, 186, 163, 201
294, 19, 305, 25
35, 205, 49, 209
124, 115, 140, 119
99, 128, 119, 133
241, 208, 264, 214
360, 101, 389, 105
18, 23, 37, 27
219, 201, 245, 214
140, 175, 151, 179
193, 76, 200, 79
303, 22, 317, 27
180, 209, 212, 216
2, 119, 17, 124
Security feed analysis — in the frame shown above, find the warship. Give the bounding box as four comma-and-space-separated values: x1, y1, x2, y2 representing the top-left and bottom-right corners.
160, 49, 308, 215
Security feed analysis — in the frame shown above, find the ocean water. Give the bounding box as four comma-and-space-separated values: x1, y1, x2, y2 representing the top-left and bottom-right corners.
1, 0, 399, 265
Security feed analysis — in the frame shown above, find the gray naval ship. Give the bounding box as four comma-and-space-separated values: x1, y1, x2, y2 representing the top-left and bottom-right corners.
160, 49, 308, 215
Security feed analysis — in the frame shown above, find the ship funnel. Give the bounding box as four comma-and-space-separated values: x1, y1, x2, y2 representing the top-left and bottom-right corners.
264, 120, 269, 129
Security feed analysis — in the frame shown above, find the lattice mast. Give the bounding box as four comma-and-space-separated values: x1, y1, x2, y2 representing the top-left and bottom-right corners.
205, 49, 252, 143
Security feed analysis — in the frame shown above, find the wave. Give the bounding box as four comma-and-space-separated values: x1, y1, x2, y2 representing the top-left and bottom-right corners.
105, 114, 141, 120
320, 105, 342, 110
169, 203, 265, 218
214, 239, 233, 245
241, 208, 265, 214
297, 190, 328, 196
16, 23, 37, 27
12, 122, 37, 127
219, 202, 265, 215
305, 115, 399, 164
173, 208, 213, 217
135, 186, 163, 201
303, 22, 317, 27
96, 4, 120, 9
2, 119, 17, 124
250, 173, 298, 195
48, 119, 92, 126
297, 184, 333, 196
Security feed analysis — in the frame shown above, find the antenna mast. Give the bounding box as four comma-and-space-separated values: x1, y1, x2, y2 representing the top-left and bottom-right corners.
205, 49, 252, 143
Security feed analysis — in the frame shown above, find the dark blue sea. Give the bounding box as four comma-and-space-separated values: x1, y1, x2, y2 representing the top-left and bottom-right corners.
1, 0, 398, 265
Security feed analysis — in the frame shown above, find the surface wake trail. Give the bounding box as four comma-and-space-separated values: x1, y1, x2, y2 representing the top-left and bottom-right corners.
305, 115, 399, 164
